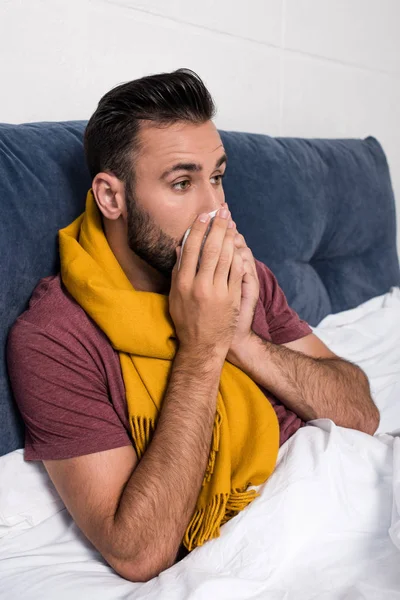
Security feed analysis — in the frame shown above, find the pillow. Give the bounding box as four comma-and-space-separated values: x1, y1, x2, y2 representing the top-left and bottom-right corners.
1, 122, 399, 456
219, 131, 400, 325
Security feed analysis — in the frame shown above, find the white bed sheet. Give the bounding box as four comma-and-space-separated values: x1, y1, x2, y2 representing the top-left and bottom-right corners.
1, 287, 400, 600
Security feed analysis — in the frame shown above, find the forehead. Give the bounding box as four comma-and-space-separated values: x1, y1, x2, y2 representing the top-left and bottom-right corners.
137, 120, 224, 169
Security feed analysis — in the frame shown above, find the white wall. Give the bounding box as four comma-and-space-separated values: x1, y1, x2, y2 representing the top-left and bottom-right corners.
1, 0, 400, 253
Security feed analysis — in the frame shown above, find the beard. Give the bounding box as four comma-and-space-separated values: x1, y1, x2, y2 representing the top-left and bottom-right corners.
126, 187, 178, 280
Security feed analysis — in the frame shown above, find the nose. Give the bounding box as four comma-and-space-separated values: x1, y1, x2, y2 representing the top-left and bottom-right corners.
215, 201, 228, 215
198, 181, 228, 215
203, 199, 228, 215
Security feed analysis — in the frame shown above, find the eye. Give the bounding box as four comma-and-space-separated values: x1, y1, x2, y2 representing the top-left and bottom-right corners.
211, 174, 225, 185
172, 180, 191, 191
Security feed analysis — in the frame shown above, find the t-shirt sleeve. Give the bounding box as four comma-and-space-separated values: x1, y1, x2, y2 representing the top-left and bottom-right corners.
6, 319, 132, 461
256, 260, 312, 345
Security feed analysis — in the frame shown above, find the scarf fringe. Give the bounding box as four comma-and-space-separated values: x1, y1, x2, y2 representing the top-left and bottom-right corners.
130, 416, 155, 460
131, 415, 259, 553
183, 487, 258, 551
203, 403, 223, 484
131, 406, 222, 476
222, 487, 258, 525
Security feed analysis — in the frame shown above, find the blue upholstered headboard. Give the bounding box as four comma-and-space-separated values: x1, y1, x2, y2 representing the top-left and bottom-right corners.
1, 121, 399, 456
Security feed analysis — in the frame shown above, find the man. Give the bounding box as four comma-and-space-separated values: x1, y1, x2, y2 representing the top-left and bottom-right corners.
7, 69, 379, 583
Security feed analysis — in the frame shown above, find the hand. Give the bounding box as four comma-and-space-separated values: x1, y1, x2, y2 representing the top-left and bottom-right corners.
222, 203, 260, 365
169, 207, 245, 362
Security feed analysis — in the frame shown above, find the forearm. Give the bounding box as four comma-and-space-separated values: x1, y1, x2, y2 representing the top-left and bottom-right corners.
234, 333, 379, 434
109, 347, 224, 581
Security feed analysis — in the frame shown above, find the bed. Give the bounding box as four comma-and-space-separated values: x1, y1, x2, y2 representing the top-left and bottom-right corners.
1, 122, 399, 599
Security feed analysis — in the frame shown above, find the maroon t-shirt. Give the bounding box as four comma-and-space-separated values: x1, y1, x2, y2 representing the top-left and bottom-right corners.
7, 259, 312, 461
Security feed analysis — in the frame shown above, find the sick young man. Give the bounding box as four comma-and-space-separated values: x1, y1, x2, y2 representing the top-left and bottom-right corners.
7, 69, 379, 583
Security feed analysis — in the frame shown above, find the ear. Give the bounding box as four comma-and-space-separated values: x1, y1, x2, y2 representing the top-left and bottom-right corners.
92, 173, 126, 221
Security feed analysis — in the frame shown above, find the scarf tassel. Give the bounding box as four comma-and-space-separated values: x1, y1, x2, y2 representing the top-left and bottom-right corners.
131, 413, 259, 552
183, 487, 258, 551
222, 487, 258, 525
130, 416, 155, 460
131, 405, 222, 482
203, 403, 223, 484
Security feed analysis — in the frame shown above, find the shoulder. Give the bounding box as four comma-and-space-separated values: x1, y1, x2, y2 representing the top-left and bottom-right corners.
8, 273, 111, 367
12, 273, 99, 336
255, 259, 280, 307
6, 274, 130, 461
254, 259, 312, 344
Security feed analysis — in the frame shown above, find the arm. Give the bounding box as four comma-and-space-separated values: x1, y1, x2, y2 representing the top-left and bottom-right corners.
6, 208, 239, 583
44, 347, 224, 583
221, 226, 379, 436
229, 332, 379, 435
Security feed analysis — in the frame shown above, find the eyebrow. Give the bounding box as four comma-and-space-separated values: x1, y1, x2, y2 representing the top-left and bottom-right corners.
160, 153, 227, 180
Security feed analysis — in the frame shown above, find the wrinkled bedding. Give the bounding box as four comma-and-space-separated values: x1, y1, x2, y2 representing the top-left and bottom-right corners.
1, 288, 400, 600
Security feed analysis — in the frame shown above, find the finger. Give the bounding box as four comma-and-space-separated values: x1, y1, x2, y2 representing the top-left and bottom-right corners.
196, 208, 233, 278
213, 220, 237, 287
232, 248, 258, 284
178, 213, 211, 279
233, 231, 247, 248
228, 248, 245, 294
233, 246, 254, 264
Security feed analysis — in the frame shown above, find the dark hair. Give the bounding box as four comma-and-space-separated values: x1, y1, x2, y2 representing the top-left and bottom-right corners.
84, 68, 216, 185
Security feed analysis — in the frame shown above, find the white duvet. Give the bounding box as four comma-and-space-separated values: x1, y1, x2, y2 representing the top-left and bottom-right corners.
1, 288, 400, 600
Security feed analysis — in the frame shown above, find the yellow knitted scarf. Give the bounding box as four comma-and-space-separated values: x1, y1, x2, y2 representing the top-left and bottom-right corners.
58, 190, 279, 551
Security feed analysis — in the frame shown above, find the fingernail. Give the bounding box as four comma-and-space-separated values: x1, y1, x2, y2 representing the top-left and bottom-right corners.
198, 213, 210, 223
219, 208, 229, 219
